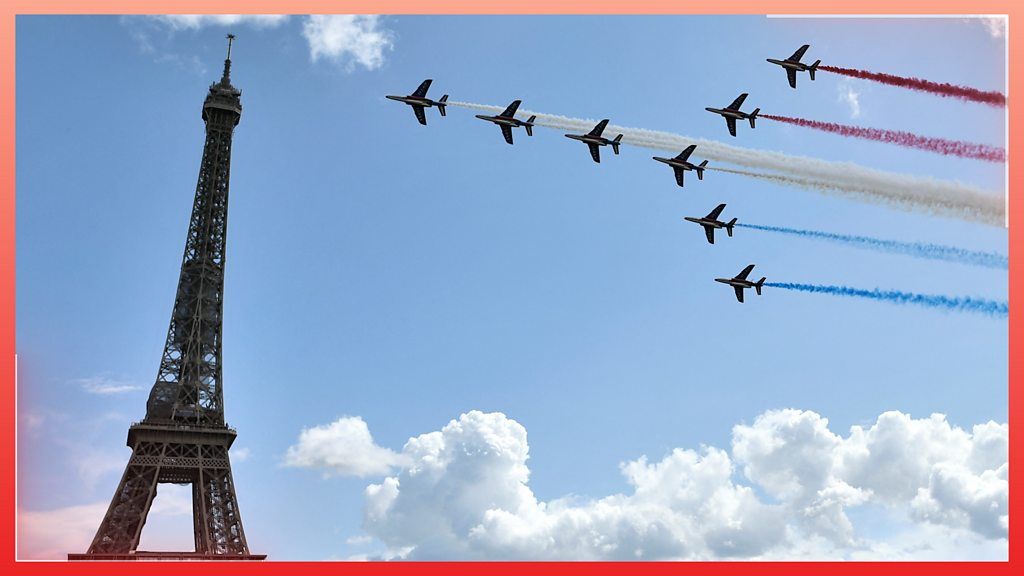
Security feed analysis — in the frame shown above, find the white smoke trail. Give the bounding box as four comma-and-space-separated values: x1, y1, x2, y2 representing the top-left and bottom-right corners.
448, 101, 1005, 227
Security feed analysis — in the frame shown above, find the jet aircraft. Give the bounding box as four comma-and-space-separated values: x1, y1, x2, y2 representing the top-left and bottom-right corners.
564, 119, 623, 163
684, 204, 737, 244
385, 79, 448, 125
715, 264, 766, 303
767, 44, 820, 89
652, 145, 708, 187
705, 93, 760, 137
474, 100, 537, 145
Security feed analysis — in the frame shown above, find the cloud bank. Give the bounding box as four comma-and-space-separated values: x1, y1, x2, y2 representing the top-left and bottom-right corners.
287, 409, 1007, 560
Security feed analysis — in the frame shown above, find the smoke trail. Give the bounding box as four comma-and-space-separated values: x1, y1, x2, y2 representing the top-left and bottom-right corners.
761, 114, 1005, 163
737, 223, 1007, 269
448, 101, 1004, 227
766, 282, 1007, 318
818, 65, 1006, 107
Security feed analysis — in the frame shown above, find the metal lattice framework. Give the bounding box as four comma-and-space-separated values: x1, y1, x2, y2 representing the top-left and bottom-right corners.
73, 37, 263, 561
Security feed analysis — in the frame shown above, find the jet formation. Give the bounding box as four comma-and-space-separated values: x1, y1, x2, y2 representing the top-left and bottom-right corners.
385, 45, 817, 304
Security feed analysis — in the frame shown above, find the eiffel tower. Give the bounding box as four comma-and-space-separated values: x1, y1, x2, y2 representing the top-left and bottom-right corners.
69, 35, 264, 561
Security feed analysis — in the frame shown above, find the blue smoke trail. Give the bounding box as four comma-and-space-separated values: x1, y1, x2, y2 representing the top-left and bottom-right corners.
736, 223, 1007, 270
766, 282, 1008, 318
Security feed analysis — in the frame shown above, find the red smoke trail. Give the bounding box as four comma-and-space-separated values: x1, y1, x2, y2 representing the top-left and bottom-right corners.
818, 65, 1006, 107
761, 114, 1005, 163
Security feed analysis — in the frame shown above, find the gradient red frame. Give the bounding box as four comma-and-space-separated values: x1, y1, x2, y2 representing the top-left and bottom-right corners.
1, 1, 1017, 573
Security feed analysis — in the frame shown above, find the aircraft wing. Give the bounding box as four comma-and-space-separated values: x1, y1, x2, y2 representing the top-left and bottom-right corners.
727, 93, 748, 111
788, 44, 809, 62
675, 145, 696, 162
706, 203, 726, 220
500, 124, 515, 145
412, 104, 427, 125
736, 264, 755, 280
704, 225, 715, 244
588, 142, 601, 163
500, 100, 522, 118
734, 286, 745, 303
787, 68, 797, 89
588, 119, 609, 137
726, 117, 737, 137
412, 79, 432, 98
673, 167, 686, 187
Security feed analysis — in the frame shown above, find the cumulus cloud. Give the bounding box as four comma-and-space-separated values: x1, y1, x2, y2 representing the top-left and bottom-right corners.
290, 409, 1006, 560
302, 15, 394, 70
284, 416, 409, 477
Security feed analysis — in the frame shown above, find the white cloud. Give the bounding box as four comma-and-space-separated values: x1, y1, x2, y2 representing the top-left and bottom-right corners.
284, 416, 409, 477
148, 15, 290, 31
233, 446, 252, 462
296, 409, 1006, 560
74, 375, 143, 395
972, 16, 1006, 39
838, 82, 862, 119
302, 15, 394, 71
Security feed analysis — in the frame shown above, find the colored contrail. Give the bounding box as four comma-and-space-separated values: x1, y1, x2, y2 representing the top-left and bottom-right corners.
766, 282, 1008, 318
761, 114, 1005, 163
447, 101, 1005, 227
818, 65, 1006, 107
736, 223, 1007, 269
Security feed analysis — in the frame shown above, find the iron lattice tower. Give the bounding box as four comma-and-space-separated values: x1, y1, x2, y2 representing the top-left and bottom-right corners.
70, 36, 264, 561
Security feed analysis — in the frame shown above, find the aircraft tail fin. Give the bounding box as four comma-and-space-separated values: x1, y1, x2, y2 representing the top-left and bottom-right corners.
749, 108, 760, 129
612, 134, 623, 155
726, 217, 737, 236
809, 60, 820, 81
438, 94, 448, 116
755, 277, 766, 295
525, 115, 536, 137
696, 159, 708, 181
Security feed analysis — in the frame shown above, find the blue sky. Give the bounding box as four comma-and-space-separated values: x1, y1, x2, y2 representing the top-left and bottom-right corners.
16, 15, 1007, 560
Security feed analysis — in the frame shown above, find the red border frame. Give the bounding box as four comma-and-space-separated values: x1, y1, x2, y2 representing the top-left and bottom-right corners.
3, 1, 1017, 573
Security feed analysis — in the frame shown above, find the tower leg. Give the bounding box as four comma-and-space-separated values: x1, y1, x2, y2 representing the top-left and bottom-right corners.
87, 442, 164, 554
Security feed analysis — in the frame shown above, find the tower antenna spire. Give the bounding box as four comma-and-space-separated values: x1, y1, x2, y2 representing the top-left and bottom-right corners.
221, 33, 235, 84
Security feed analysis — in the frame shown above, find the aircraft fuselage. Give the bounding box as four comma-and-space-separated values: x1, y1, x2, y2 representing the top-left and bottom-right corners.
653, 156, 699, 171
685, 216, 724, 229
766, 58, 810, 71
386, 95, 438, 108
715, 277, 757, 289
705, 107, 751, 120
565, 133, 614, 146
476, 114, 529, 127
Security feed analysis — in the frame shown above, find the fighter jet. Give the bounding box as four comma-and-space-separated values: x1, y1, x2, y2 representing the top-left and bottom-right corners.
715, 264, 766, 303
767, 44, 820, 89
652, 145, 708, 187
684, 204, 737, 245
564, 119, 623, 163
705, 93, 760, 137
385, 79, 448, 126
474, 100, 537, 145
